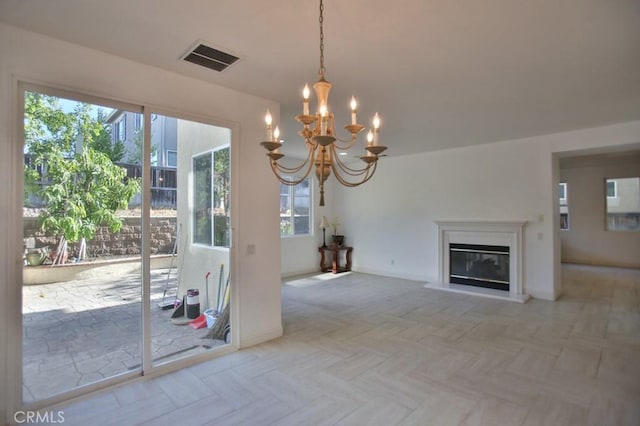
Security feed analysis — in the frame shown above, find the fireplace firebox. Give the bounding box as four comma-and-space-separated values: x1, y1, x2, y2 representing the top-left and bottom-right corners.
449, 243, 509, 291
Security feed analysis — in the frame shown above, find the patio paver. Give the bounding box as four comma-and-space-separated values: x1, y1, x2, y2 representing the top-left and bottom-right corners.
22, 267, 226, 402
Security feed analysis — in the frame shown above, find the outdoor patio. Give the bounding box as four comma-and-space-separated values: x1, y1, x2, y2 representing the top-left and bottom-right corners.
22, 267, 227, 402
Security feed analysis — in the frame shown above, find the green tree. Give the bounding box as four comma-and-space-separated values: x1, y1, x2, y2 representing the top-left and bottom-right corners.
39, 146, 140, 247
126, 128, 156, 164
24, 92, 140, 262
90, 109, 125, 162
214, 147, 230, 213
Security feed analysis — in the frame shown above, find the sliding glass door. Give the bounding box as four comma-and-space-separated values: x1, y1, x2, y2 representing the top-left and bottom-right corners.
149, 114, 231, 367
19, 84, 232, 406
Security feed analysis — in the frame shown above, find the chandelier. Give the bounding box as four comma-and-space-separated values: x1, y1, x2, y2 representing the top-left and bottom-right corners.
260, 0, 387, 206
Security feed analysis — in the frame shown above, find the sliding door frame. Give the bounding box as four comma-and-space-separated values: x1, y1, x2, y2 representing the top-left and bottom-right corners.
7, 80, 238, 417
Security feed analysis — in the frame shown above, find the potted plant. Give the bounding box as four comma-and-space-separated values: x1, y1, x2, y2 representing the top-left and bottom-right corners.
329, 217, 344, 246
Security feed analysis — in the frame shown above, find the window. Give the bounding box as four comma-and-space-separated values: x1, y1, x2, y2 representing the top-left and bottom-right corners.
606, 177, 640, 231
193, 146, 230, 246
167, 150, 177, 168
133, 113, 142, 130
559, 183, 567, 202
115, 117, 126, 142
559, 182, 569, 230
606, 180, 617, 198
280, 177, 312, 236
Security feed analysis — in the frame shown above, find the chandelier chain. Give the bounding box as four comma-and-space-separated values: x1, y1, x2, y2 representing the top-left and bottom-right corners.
318, 0, 326, 78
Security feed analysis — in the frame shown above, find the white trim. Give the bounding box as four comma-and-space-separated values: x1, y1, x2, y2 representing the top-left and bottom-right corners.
141, 107, 152, 372
434, 220, 530, 303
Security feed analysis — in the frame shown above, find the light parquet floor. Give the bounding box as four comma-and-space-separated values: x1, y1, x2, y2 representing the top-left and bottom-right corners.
50, 264, 640, 425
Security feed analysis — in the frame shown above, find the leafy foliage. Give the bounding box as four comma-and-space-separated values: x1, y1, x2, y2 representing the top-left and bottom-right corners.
214, 147, 230, 213
91, 110, 125, 162
126, 128, 156, 164
24, 91, 140, 243
38, 147, 140, 242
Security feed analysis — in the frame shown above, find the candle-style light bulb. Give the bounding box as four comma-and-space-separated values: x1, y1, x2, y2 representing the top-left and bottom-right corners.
319, 105, 328, 135
367, 130, 373, 145
265, 110, 273, 141
302, 85, 310, 115
273, 126, 281, 153
350, 97, 357, 125
372, 113, 380, 146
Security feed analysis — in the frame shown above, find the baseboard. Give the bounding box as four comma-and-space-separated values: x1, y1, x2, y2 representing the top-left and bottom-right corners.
281, 269, 320, 280
353, 266, 430, 283
527, 288, 557, 301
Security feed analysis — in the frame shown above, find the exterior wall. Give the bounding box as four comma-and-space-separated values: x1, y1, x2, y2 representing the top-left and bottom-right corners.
0, 22, 281, 421
176, 119, 231, 310
560, 154, 640, 268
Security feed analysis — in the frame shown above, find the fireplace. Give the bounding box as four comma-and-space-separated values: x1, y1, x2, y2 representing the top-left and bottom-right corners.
429, 220, 530, 303
449, 243, 509, 291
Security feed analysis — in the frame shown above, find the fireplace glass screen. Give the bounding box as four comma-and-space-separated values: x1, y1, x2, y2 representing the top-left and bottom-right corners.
449, 244, 509, 291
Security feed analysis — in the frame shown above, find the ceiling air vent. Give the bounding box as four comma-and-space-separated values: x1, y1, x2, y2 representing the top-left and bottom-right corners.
182, 43, 239, 72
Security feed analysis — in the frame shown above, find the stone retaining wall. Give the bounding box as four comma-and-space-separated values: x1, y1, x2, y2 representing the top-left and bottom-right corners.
23, 217, 177, 259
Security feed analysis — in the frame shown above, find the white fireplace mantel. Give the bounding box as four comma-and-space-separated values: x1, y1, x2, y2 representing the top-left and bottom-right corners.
427, 220, 530, 303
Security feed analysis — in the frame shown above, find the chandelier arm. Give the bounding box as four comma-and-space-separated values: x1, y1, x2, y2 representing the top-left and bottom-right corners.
333, 134, 359, 148
271, 144, 316, 174
332, 147, 376, 176
270, 157, 314, 186
331, 160, 378, 187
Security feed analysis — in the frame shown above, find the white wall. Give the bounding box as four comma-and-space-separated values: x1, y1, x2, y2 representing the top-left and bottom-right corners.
0, 22, 282, 420
560, 154, 640, 268
333, 122, 640, 300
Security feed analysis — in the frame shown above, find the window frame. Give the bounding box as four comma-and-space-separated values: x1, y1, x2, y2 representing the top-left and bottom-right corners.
192, 145, 230, 249
559, 182, 567, 202
115, 117, 126, 142
133, 113, 142, 131
166, 150, 177, 168
280, 176, 313, 238
559, 182, 569, 230
605, 177, 640, 232
606, 180, 617, 199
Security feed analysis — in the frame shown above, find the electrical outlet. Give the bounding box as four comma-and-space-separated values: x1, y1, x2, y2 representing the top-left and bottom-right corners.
246, 244, 256, 255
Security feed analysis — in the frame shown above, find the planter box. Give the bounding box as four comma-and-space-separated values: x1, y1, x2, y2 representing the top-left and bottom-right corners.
23, 254, 174, 285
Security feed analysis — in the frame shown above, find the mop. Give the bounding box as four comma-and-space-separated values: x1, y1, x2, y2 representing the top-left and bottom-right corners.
159, 224, 181, 310
216, 264, 224, 315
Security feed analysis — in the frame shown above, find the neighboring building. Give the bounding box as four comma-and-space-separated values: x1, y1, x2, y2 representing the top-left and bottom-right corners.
104, 110, 178, 208
105, 110, 177, 168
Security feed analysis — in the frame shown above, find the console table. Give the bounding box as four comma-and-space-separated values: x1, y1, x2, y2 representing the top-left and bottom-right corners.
318, 245, 353, 274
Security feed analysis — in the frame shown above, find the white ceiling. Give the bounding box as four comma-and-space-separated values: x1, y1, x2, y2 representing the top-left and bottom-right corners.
1, 0, 639, 157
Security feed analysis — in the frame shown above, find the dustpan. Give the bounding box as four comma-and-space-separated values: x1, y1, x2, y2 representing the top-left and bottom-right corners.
188, 314, 208, 329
